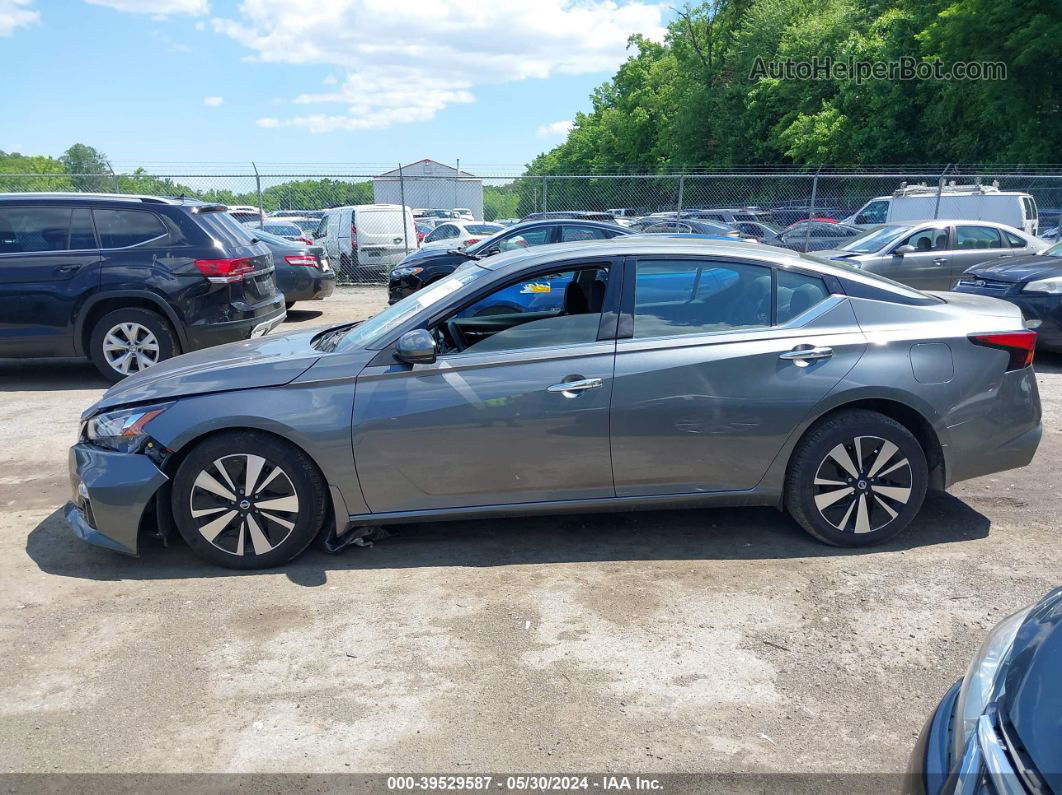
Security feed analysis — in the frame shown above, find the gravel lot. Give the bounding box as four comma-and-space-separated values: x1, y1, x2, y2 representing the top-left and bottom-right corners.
1, 286, 1060, 777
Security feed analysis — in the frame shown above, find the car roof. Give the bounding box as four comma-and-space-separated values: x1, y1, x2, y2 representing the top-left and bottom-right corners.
475, 236, 926, 298
0, 192, 213, 207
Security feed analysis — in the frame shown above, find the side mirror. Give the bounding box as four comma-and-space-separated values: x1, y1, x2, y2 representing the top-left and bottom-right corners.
893, 245, 915, 256
394, 329, 437, 365
483, 245, 501, 257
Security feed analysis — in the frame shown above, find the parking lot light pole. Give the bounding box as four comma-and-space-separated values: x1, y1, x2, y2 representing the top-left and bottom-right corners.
252, 161, 264, 229
933, 164, 951, 220
804, 167, 821, 253
398, 162, 409, 254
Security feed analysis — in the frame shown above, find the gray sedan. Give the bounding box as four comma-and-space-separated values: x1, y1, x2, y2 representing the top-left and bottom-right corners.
813, 220, 1047, 290
67, 238, 1042, 568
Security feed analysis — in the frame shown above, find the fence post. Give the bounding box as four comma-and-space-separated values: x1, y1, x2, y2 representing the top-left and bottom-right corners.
933, 164, 951, 220
398, 162, 409, 255
542, 175, 549, 213
803, 167, 821, 253
251, 162, 264, 228
455, 158, 460, 214
677, 174, 685, 217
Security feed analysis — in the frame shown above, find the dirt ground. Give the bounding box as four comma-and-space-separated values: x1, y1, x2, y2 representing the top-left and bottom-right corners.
1, 286, 1060, 777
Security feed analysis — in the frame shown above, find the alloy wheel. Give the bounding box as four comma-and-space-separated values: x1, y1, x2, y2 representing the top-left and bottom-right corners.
188, 454, 300, 557
812, 435, 912, 534
102, 322, 160, 375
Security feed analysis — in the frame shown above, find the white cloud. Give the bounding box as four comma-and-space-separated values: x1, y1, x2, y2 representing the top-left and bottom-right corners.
537, 119, 574, 138
84, 0, 208, 15
322, 74, 338, 85
203, 95, 224, 106
212, 0, 667, 132
0, 0, 39, 36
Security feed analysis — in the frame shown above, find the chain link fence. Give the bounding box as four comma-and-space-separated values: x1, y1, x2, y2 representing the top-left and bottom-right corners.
2, 165, 1061, 284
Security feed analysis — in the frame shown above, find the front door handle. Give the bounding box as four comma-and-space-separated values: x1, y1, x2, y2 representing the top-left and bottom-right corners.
54, 263, 82, 274
780, 346, 833, 366
933, 257, 947, 265
547, 377, 603, 397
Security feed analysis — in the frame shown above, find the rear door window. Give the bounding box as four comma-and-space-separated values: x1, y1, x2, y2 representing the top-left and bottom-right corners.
955, 225, 1003, 249
632, 259, 771, 339
93, 209, 167, 249
0, 206, 75, 253
68, 208, 97, 249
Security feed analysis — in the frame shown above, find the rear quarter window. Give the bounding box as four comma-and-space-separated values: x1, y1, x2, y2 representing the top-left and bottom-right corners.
93, 209, 168, 249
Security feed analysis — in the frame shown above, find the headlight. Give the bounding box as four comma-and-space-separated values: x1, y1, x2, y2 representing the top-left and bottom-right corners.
391, 266, 423, 278
1022, 276, 1062, 294
951, 605, 1033, 761
85, 405, 170, 453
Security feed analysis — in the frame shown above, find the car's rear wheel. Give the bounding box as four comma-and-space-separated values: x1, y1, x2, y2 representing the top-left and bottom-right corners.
89, 307, 177, 382
785, 409, 927, 547
171, 431, 328, 569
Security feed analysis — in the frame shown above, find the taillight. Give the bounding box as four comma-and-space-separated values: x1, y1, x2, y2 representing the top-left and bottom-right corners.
350, 224, 358, 251
296, 237, 312, 245
194, 257, 255, 284
284, 254, 318, 268
463, 238, 481, 246
970, 331, 1036, 371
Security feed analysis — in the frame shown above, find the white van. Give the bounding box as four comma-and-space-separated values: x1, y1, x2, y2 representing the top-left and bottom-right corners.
845, 184, 1038, 235
313, 204, 418, 279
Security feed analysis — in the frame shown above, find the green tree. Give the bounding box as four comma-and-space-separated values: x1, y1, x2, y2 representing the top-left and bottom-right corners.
60, 143, 113, 191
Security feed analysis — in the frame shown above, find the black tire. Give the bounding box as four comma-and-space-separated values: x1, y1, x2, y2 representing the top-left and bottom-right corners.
89, 307, 178, 383
285, 301, 296, 311
784, 409, 928, 547
171, 431, 328, 569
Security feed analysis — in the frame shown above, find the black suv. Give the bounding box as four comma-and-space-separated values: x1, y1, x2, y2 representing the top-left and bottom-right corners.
0, 194, 286, 381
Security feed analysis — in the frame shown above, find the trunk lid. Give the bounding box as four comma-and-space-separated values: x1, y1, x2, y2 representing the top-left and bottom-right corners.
197, 208, 280, 305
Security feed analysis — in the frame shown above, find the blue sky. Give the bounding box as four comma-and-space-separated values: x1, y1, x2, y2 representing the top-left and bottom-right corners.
0, 0, 669, 173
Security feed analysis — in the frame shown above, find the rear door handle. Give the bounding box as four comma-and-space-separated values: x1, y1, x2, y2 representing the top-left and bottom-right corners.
54, 263, 82, 274
933, 258, 947, 265
780, 346, 833, 365
547, 377, 603, 397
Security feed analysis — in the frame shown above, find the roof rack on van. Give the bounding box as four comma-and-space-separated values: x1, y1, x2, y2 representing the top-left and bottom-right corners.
891, 180, 1003, 197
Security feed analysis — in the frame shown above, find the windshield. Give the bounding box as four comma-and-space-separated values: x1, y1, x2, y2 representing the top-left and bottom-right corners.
333, 265, 490, 352
1044, 241, 1062, 257
837, 224, 912, 253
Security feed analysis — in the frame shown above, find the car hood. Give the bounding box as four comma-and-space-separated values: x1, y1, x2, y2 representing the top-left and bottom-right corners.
811, 249, 871, 261
999, 588, 1062, 793
85, 328, 323, 417
400, 246, 470, 265
964, 254, 1060, 282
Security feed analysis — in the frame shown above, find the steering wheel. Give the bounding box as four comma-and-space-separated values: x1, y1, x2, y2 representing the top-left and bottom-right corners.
445, 319, 466, 352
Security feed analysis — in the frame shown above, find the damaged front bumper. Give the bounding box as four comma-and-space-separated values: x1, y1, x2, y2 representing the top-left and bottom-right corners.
66, 443, 168, 556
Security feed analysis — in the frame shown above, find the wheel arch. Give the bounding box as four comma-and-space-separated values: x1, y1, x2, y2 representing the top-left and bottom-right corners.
785, 396, 946, 492
155, 423, 346, 545
76, 291, 188, 357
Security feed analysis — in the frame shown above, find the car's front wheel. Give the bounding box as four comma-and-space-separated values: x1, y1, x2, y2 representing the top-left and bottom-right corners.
785, 409, 928, 547
171, 431, 328, 569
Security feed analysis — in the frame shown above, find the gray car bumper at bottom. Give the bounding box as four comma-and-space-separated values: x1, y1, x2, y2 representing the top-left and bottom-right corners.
66, 444, 168, 556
